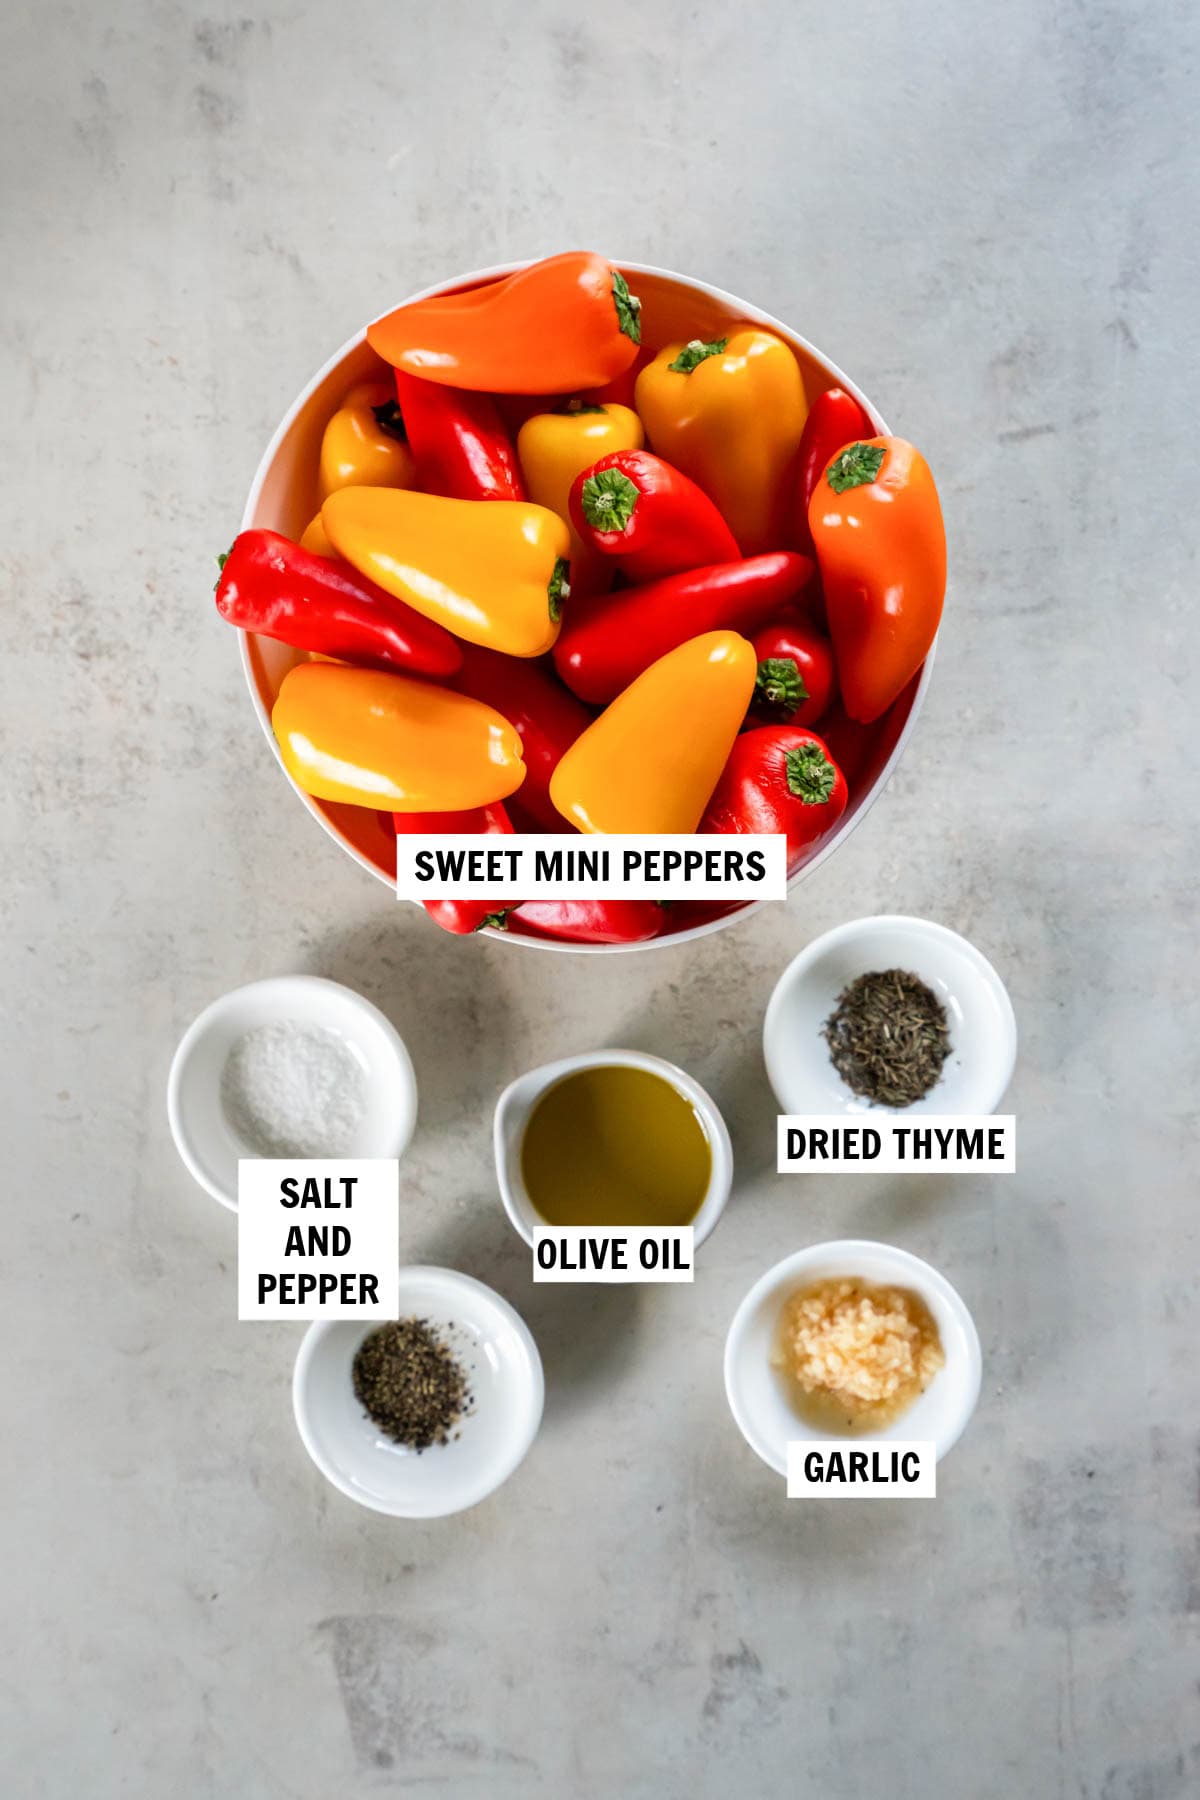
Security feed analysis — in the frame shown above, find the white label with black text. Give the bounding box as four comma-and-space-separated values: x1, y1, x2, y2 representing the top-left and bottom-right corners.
532, 1226, 695, 1283
777, 1114, 1015, 1173
396, 834, 787, 903
787, 1440, 937, 1497
237, 1159, 399, 1320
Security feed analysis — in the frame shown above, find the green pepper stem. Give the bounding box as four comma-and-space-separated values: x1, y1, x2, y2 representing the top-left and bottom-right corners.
548, 558, 571, 622
826, 442, 884, 493
754, 656, 808, 718
581, 468, 640, 532
611, 271, 642, 345
784, 742, 836, 805
668, 337, 728, 374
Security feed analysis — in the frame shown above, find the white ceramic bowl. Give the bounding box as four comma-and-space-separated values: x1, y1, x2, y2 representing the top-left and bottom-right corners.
293, 1266, 544, 1517
493, 1048, 733, 1248
235, 259, 937, 954
763, 915, 1017, 1117
167, 975, 418, 1210
724, 1240, 982, 1475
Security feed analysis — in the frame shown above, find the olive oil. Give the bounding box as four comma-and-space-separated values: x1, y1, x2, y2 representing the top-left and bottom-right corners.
521, 1065, 711, 1227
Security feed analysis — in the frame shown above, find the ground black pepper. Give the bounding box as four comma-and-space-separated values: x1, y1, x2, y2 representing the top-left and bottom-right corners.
822, 968, 951, 1107
353, 1318, 472, 1450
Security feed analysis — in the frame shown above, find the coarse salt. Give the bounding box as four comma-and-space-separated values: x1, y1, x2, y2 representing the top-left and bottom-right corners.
220, 1020, 367, 1158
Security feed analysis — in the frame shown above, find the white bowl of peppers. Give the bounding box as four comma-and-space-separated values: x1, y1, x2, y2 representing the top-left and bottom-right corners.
220, 255, 942, 953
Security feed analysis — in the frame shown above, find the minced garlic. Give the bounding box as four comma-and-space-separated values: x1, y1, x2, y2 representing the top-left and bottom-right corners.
774, 1277, 944, 1433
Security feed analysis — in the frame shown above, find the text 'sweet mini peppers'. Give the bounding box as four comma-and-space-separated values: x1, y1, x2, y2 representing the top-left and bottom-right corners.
809, 438, 946, 723
550, 631, 758, 834
635, 330, 808, 554
271, 662, 526, 812
394, 372, 525, 503
367, 252, 642, 394
319, 380, 416, 499
215, 530, 462, 677
569, 448, 739, 584
321, 486, 571, 659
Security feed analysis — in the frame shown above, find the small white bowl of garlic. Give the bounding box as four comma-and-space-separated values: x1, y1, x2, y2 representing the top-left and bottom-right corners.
724, 1239, 982, 1477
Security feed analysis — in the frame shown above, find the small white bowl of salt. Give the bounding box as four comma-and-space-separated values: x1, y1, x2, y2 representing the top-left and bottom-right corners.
168, 976, 418, 1210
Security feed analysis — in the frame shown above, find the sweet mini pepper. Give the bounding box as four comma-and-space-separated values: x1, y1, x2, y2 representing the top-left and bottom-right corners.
569, 448, 739, 584
748, 619, 837, 728
215, 529, 462, 676
510, 899, 663, 946
319, 380, 416, 498
367, 252, 642, 394
701, 725, 848, 864
809, 438, 946, 722
635, 330, 808, 554
790, 387, 873, 554
550, 631, 757, 834
553, 551, 813, 706
321, 486, 571, 658
272, 662, 525, 811
394, 372, 525, 502
517, 402, 643, 590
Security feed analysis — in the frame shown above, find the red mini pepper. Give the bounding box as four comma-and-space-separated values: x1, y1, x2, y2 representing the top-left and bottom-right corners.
509, 898, 663, 946
569, 448, 739, 584
214, 529, 462, 677
748, 619, 837, 728
393, 803, 517, 935
700, 726, 848, 865
552, 551, 814, 707
394, 372, 526, 503
790, 388, 874, 554
452, 643, 592, 832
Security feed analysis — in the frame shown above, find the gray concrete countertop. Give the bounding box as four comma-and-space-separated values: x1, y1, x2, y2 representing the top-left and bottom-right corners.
2, 2, 1195, 1794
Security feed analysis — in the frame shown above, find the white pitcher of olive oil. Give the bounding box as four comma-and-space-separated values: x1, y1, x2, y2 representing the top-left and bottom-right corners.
493, 1048, 733, 1250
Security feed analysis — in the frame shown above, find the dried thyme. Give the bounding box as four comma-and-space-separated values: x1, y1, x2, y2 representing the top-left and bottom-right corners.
353, 1318, 472, 1450
822, 968, 951, 1107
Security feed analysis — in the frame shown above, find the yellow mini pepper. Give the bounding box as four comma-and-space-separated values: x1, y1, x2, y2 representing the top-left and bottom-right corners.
272, 662, 525, 811
299, 512, 335, 557
517, 402, 643, 591
322, 486, 571, 658
319, 380, 417, 499
550, 630, 757, 834
635, 330, 808, 554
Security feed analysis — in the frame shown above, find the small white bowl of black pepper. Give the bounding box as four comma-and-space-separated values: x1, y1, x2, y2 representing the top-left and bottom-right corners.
763, 916, 1017, 1117
292, 1266, 544, 1518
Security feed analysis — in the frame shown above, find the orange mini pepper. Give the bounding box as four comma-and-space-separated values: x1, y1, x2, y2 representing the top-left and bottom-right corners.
517, 402, 643, 593
367, 252, 642, 394
808, 437, 946, 723
550, 631, 757, 834
318, 380, 416, 499
271, 662, 525, 811
322, 486, 571, 658
635, 329, 808, 554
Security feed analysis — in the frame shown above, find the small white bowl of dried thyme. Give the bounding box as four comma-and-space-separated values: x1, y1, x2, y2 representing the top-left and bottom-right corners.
763, 915, 1017, 1117
292, 1267, 544, 1518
